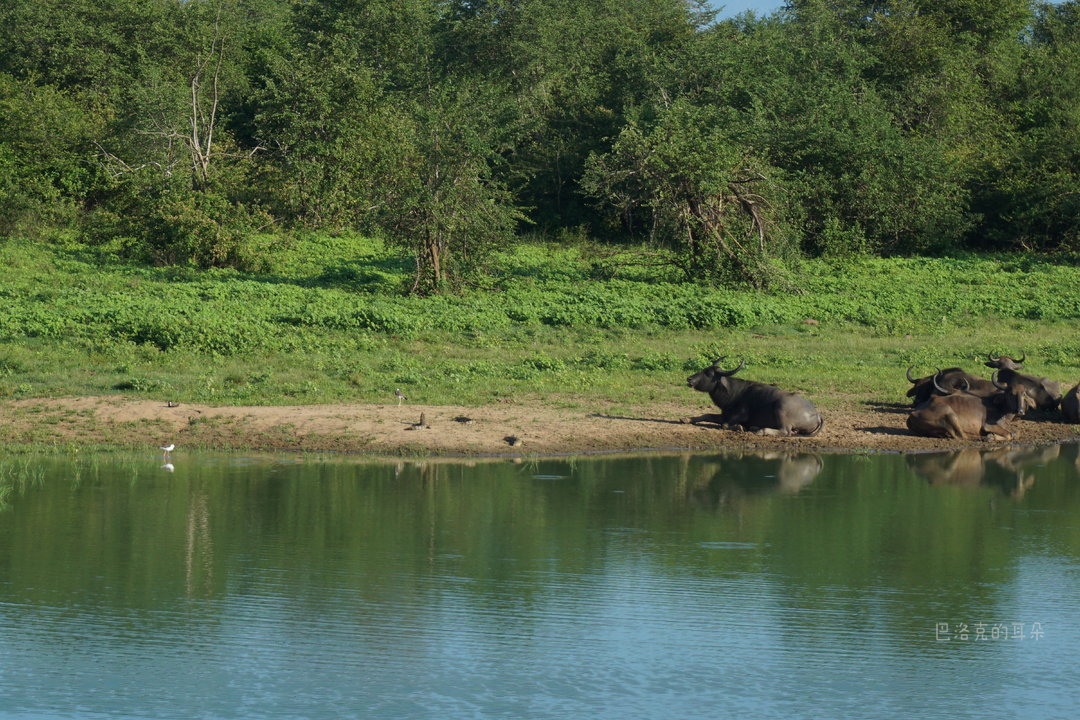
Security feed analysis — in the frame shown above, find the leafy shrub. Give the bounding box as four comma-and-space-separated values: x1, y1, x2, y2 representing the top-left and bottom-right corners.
114, 377, 168, 392
815, 218, 870, 258
116, 192, 274, 271
685, 343, 730, 371
633, 353, 682, 371
0, 302, 75, 340
576, 350, 632, 370
0, 351, 28, 375
315, 265, 400, 293
526, 355, 567, 372
1034, 342, 1080, 369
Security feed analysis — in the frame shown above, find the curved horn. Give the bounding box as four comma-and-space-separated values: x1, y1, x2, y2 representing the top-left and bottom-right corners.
931, 368, 947, 395
906, 365, 918, 384
716, 358, 745, 377
957, 377, 970, 392
991, 371, 1008, 391
1016, 351, 1026, 364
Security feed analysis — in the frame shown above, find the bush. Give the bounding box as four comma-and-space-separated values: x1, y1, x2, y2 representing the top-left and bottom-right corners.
115, 192, 274, 271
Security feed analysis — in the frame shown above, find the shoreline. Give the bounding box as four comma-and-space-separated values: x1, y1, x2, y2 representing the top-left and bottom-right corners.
2, 396, 1077, 458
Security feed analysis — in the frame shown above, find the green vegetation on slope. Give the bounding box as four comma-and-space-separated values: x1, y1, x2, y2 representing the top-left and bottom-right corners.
2, 235, 1078, 410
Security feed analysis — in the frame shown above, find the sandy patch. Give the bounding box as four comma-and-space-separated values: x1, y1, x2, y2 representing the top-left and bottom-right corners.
1, 395, 1077, 456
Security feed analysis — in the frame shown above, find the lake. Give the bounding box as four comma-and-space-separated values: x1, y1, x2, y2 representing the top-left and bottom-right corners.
0, 444, 1078, 719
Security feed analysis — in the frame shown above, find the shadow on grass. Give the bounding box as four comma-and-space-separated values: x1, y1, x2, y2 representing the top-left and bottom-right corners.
856, 425, 912, 437
862, 401, 911, 415
858, 401, 913, 436
589, 413, 692, 426
51, 244, 414, 293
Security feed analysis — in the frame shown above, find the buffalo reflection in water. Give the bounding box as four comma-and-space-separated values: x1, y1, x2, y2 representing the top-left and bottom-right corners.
907, 444, 1063, 498
688, 451, 824, 507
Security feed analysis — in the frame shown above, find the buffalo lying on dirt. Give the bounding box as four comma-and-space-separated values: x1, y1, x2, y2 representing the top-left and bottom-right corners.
687, 358, 824, 437
906, 366, 998, 406
1063, 383, 1080, 423
985, 354, 1062, 411
906, 374, 1032, 441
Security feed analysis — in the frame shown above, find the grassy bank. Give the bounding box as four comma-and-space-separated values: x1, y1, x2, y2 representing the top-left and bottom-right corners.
1, 234, 1079, 415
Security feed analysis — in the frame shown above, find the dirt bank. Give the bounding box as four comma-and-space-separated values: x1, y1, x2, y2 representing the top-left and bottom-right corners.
1, 395, 1077, 456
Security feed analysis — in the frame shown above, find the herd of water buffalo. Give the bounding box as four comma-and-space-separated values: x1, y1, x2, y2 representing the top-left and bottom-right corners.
687, 354, 1080, 440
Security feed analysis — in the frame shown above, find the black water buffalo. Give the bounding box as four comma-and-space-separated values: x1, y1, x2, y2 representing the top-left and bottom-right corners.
906, 365, 998, 406
687, 358, 824, 436
906, 375, 1031, 441
985, 354, 1062, 411
1063, 382, 1080, 423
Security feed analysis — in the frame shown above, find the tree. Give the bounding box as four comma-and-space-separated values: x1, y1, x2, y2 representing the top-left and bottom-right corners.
253, 53, 413, 228
977, 1, 1080, 250
0, 74, 103, 235
91, 0, 260, 194
583, 100, 795, 286
440, 0, 713, 231
672, 5, 978, 255
263, 0, 523, 291
385, 83, 526, 293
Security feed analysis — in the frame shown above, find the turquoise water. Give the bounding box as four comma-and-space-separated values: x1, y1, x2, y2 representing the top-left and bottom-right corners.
0, 445, 1078, 719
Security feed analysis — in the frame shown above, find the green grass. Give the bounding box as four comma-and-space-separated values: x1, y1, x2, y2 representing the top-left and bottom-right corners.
1, 233, 1079, 411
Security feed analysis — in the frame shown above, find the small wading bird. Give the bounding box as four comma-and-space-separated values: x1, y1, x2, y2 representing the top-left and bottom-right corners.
395, 388, 407, 405
160, 443, 175, 455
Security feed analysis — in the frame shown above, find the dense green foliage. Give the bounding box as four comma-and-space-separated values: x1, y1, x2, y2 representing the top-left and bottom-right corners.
4, 234, 1080, 347
1, 234, 1078, 409
0, 0, 1077, 287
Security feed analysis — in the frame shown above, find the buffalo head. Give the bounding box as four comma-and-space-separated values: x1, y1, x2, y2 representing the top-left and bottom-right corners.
932, 370, 968, 396
687, 357, 745, 394
991, 371, 1037, 416
986, 353, 1025, 370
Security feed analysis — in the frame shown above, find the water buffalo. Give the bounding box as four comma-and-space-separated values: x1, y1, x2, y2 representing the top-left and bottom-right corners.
686, 358, 824, 436
906, 375, 1031, 441
985, 354, 1062, 411
1063, 382, 1080, 423
906, 365, 997, 406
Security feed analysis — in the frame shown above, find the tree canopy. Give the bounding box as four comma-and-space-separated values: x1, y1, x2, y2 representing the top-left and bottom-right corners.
1, 0, 1077, 287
